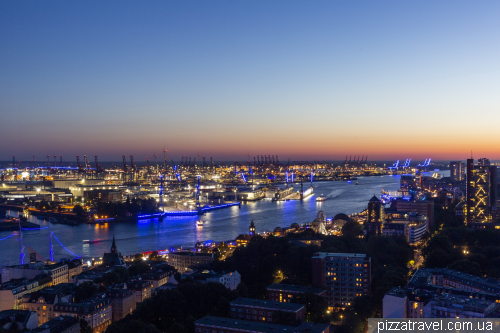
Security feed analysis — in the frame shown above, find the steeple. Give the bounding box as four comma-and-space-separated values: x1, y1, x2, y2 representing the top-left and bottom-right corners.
110, 235, 117, 254
249, 220, 255, 236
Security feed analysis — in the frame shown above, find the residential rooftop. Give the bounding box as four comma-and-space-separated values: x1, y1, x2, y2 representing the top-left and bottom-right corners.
230, 298, 305, 312
195, 316, 296, 333
31, 315, 80, 333
267, 284, 326, 295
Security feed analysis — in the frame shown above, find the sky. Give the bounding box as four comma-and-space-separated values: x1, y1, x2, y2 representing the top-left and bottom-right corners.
1, 1, 500, 162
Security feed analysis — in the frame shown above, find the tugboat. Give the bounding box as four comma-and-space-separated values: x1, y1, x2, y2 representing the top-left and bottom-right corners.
196, 220, 204, 227
316, 196, 327, 202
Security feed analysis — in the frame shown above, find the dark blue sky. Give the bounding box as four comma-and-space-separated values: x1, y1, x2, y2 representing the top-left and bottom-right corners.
1, 1, 500, 161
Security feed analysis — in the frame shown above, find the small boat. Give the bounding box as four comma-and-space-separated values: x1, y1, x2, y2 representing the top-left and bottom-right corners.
49, 217, 58, 224
316, 196, 327, 202
83, 239, 101, 244
355, 182, 359, 185
196, 220, 204, 227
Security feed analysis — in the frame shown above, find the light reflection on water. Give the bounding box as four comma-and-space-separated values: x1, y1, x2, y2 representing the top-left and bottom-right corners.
0, 174, 412, 264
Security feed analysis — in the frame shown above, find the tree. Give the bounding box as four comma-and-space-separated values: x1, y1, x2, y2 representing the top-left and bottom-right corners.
39, 200, 49, 211
102, 267, 129, 287
75, 281, 98, 302
80, 319, 92, 333
128, 260, 151, 276
148, 251, 159, 261
292, 292, 330, 323
73, 204, 84, 217
341, 220, 363, 237
448, 260, 481, 276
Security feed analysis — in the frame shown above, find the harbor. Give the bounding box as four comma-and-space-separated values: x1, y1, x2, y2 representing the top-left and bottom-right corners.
0, 174, 401, 264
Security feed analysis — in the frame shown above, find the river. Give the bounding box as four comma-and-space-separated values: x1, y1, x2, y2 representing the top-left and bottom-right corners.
0, 174, 407, 265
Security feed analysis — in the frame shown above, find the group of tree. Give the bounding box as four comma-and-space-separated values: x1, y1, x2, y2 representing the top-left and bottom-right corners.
103, 222, 412, 333
106, 280, 239, 333
93, 197, 159, 217
213, 227, 413, 323
422, 204, 500, 278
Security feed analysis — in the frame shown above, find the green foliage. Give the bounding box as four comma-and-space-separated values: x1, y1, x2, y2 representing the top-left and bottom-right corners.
106, 320, 160, 333
336, 312, 365, 333
423, 225, 500, 278
73, 204, 84, 216
448, 260, 481, 276
105, 281, 239, 333
341, 220, 364, 237
75, 281, 98, 302
212, 235, 319, 298
148, 251, 159, 260
38, 200, 50, 211
101, 267, 129, 287
80, 319, 92, 333
128, 260, 151, 277
292, 292, 330, 323
95, 198, 158, 217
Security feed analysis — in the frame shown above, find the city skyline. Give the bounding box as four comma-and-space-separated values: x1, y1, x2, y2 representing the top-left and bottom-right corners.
2, 1, 500, 160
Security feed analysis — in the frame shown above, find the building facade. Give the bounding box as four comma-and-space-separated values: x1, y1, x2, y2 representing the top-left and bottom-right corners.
53, 298, 111, 333
167, 252, 214, 273
450, 161, 464, 182
466, 158, 497, 225
311, 252, 371, 309
105, 289, 136, 322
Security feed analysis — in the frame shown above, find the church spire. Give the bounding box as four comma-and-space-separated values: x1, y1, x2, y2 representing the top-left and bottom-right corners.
111, 235, 117, 254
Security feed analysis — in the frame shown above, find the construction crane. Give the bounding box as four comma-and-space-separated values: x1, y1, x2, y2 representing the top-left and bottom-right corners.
122, 155, 128, 181
171, 160, 182, 185
94, 156, 104, 176
122, 156, 128, 173
76, 155, 83, 174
